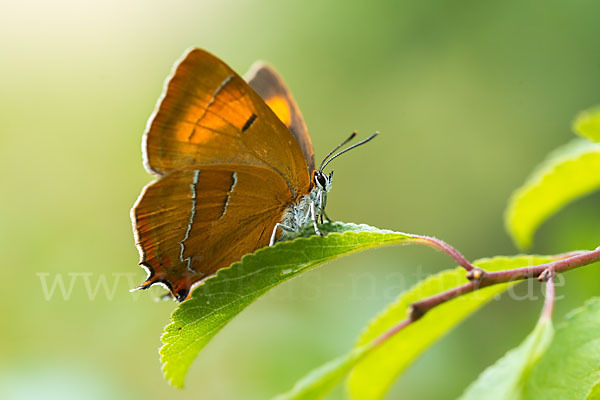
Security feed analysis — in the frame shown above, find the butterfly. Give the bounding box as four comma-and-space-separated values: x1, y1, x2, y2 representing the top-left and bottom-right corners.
131, 49, 377, 301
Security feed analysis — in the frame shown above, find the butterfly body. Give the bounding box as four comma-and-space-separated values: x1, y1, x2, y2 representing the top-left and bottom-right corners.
275, 175, 328, 244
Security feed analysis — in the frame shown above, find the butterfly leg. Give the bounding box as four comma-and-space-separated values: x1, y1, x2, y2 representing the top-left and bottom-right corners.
317, 191, 332, 224
310, 201, 323, 237
319, 191, 325, 224
269, 223, 295, 246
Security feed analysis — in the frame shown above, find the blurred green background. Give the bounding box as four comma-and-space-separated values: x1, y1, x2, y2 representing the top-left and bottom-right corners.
2, 0, 600, 399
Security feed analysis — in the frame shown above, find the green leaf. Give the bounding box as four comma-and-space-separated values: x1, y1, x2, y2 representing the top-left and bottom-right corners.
274, 255, 557, 400
505, 139, 600, 250
587, 382, 600, 400
347, 255, 556, 400
574, 106, 600, 143
272, 345, 372, 400
160, 222, 428, 388
458, 309, 553, 400
523, 298, 600, 400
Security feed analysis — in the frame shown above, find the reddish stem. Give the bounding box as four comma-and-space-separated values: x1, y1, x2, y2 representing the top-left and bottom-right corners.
411, 235, 474, 271
371, 246, 600, 348
541, 274, 555, 320
372, 318, 411, 347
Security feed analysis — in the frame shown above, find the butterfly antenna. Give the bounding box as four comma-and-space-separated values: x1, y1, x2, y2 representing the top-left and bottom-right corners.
318, 132, 357, 171
320, 132, 378, 171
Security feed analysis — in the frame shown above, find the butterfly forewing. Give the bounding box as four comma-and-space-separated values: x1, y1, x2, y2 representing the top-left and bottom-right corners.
144, 48, 310, 197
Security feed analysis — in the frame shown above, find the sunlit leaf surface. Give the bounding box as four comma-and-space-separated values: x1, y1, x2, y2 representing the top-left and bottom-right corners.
505, 139, 600, 250
160, 222, 422, 388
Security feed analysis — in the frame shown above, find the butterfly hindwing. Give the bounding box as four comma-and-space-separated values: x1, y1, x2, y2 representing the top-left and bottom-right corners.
245, 62, 315, 173
132, 165, 291, 300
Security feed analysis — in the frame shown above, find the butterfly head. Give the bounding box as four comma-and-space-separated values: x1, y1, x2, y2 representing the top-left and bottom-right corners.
313, 169, 333, 192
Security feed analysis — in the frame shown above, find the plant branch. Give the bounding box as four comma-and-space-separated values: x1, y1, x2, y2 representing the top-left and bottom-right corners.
537, 257, 557, 320
372, 318, 412, 347
411, 234, 475, 271
413, 246, 600, 318
372, 245, 600, 350
540, 274, 555, 320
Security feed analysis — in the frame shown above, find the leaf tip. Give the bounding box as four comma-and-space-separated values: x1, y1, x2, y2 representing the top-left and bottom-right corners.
573, 105, 600, 143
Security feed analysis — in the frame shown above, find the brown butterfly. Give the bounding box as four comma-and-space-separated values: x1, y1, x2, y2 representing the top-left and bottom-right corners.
131, 49, 377, 301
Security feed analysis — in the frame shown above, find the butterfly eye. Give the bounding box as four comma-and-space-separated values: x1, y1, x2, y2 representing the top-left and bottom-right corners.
315, 172, 327, 189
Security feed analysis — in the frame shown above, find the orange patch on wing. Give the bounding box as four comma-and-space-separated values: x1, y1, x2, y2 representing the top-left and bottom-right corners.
265, 96, 291, 127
